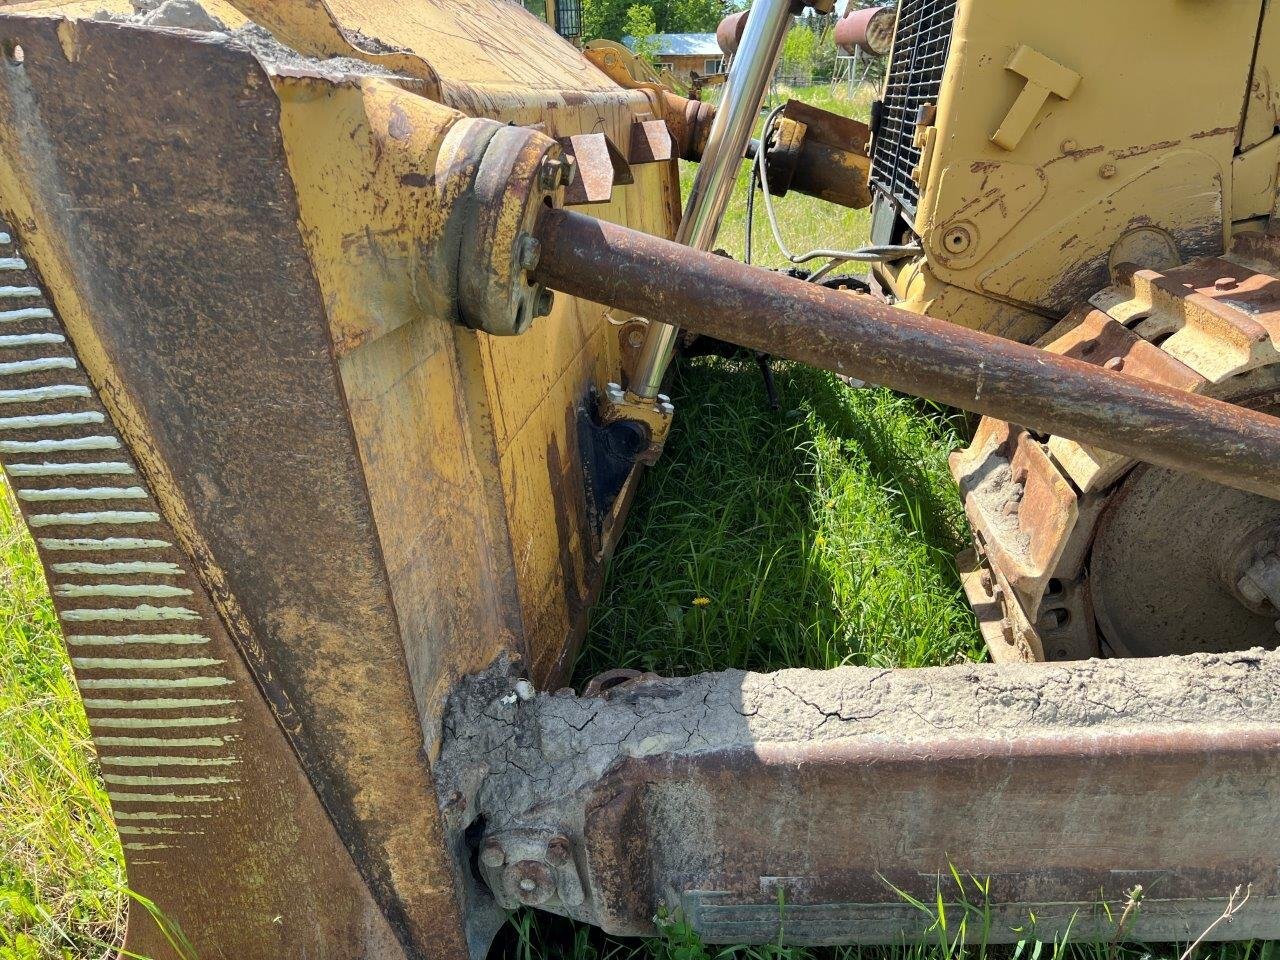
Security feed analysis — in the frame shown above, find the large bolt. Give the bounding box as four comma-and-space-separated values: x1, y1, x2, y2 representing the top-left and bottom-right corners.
942, 225, 972, 255
518, 234, 542, 272
546, 835, 572, 866
480, 837, 506, 869
510, 859, 556, 906
539, 155, 579, 191
534, 288, 555, 318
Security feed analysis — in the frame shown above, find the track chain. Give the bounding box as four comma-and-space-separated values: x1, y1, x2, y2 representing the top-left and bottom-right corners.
953, 232, 1280, 661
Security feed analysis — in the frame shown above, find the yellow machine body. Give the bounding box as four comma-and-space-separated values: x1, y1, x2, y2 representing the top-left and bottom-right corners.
873, 0, 1280, 343
6, 0, 1280, 957
0, 1, 680, 955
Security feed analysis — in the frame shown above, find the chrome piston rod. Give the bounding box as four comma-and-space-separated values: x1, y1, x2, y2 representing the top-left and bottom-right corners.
532, 207, 1280, 501
628, 0, 796, 400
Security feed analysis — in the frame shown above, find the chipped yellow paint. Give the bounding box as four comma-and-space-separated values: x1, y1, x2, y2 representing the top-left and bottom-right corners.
881, 0, 1268, 337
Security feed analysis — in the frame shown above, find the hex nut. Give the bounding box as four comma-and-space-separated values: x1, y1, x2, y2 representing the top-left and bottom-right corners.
539, 158, 563, 191
518, 234, 542, 272
539, 155, 578, 191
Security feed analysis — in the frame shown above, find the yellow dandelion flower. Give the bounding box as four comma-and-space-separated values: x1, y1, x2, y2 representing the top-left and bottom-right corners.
692, 596, 712, 607
814, 534, 827, 548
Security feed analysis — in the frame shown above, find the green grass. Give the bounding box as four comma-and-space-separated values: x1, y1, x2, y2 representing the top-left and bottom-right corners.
0, 488, 125, 959
0, 83, 1260, 960
578, 360, 980, 679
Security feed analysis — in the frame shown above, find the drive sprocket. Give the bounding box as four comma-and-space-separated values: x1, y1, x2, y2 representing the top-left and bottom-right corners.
953, 232, 1280, 661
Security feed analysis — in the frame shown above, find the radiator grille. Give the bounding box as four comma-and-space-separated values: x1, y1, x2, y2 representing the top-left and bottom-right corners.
869, 0, 958, 218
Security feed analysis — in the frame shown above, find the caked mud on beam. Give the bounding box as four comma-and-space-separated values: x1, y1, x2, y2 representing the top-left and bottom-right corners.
437, 651, 1280, 946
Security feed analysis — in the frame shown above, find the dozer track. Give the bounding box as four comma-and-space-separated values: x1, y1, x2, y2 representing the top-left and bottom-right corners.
956, 234, 1280, 661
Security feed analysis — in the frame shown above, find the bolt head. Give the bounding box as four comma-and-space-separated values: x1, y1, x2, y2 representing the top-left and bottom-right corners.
540, 155, 579, 192
627, 328, 645, 348
480, 838, 506, 868
560, 154, 578, 187
518, 234, 542, 272
1099, 163, 1117, 179
539, 158, 564, 191
546, 835, 572, 866
534, 289, 555, 318
942, 225, 972, 255
1103, 356, 1125, 372
509, 860, 555, 906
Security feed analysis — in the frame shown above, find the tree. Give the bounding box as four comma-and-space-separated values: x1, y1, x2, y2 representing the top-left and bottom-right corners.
623, 4, 659, 61
582, 0, 742, 42
582, 0, 632, 41
664, 0, 735, 32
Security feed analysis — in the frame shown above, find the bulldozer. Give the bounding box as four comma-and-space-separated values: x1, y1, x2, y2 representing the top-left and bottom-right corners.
3, 0, 1280, 956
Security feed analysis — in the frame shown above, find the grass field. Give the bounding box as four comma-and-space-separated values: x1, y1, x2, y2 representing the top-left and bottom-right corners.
0, 82, 1253, 960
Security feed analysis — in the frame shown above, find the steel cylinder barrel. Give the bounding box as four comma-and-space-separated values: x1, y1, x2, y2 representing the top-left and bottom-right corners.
532, 207, 1280, 500
629, 0, 795, 400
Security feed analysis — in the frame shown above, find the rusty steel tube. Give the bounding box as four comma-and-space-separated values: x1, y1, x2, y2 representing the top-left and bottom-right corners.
532, 208, 1280, 500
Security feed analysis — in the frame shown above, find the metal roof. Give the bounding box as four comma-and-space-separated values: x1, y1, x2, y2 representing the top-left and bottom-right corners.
623, 33, 723, 57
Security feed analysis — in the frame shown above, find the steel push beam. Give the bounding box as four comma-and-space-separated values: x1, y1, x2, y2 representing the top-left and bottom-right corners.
532, 207, 1280, 501
436, 204, 1280, 950
440, 653, 1280, 946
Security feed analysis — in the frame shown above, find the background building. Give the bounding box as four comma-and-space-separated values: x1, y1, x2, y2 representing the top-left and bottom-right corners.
624, 33, 725, 85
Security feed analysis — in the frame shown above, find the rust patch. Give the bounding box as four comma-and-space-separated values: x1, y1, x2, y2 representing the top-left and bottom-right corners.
1110, 139, 1181, 160
1191, 125, 1238, 140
